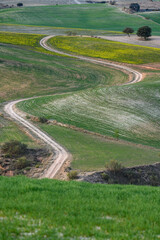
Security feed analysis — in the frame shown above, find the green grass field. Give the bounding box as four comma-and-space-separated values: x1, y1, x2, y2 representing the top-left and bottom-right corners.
0, 4, 160, 34
0, 33, 127, 102
40, 124, 160, 171
0, 176, 160, 240
49, 36, 160, 64
18, 74, 160, 149
0, 116, 37, 148
139, 12, 160, 24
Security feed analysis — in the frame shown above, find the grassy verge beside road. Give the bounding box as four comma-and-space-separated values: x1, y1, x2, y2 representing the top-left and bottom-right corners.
0, 116, 37, 147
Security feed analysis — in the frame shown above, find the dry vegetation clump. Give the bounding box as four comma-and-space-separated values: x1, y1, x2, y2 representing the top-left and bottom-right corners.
105, 159, 124, 172
67, 170, 78, 180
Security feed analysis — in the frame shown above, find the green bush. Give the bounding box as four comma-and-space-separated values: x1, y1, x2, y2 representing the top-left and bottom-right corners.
105, 160, 123, 172
67, 170, 78, 180
101, 172, 109, 181
15, 156, 30, 169
39, 117, 48, 123
1, 140, 27, 157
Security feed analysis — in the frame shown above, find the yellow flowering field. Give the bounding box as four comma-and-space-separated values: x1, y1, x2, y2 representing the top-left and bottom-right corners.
0, 32, 57, 55
49, 36, 160, 64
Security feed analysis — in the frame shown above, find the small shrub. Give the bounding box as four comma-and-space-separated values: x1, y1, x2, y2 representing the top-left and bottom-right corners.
150, 175, 159, 186
101, 172, 109, 181
65, 31, 77, 36
1, 140, 27, 157
39, 117, 48, 123
114, 129, 119, 141
26, 115, 31, 119
15, 156, 30, 169
105, 160, 123, 172
35, 164, 40, 168
67, 170, 78, 180
25, 166, 31, 171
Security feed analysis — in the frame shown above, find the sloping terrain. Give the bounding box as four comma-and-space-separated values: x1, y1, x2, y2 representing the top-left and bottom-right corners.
0, 33, 124, 102
18, 36, 160, 149
18, 75, 160, 148
0, 4, 160, 34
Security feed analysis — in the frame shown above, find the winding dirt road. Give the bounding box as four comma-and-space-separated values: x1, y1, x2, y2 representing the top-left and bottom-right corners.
40, 35, 142, 84
4, 100, 69, 178
4, 35, 143, 179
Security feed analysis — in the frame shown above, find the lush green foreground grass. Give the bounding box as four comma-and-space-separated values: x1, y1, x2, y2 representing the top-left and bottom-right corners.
0, 37, 127, 102
0, 4, 160, 34
40, 124, 160, 171
18, 75, 160, 148
0, 176, 160, 240
49, 36, 160, 64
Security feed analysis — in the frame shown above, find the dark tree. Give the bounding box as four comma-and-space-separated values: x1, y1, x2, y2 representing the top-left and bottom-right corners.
137, 26, 152, 40
17, 3, 23, 7
129, 3, 140, 12
123, 27, 134, 37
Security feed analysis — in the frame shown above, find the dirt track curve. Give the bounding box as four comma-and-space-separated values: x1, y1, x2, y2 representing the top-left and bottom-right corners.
40, 35, 142, 84
4, 35, 143, 179
4, 100, 69, 179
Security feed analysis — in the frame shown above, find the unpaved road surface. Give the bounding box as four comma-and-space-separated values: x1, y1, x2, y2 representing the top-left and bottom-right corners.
4, 35, 143, 179
4, 99, 69, 179
40, 35, 142, 84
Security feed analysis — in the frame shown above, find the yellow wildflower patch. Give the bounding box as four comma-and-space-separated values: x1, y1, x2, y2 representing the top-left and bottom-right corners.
49, 36, 160, 64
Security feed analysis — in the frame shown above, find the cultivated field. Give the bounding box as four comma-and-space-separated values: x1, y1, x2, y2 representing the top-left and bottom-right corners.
139, 12, 160, 24
49, 36, 160, 64
18, 74, 160, 149
0, 4, 160, 34
0, 33, 127, 102
40, 124, 160, 171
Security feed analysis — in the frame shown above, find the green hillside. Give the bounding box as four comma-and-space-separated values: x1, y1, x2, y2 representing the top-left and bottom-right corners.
18, 74, 160, 148
0, 33, 127, 102
0, 4, 160, 34
139, 12, 160, 24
